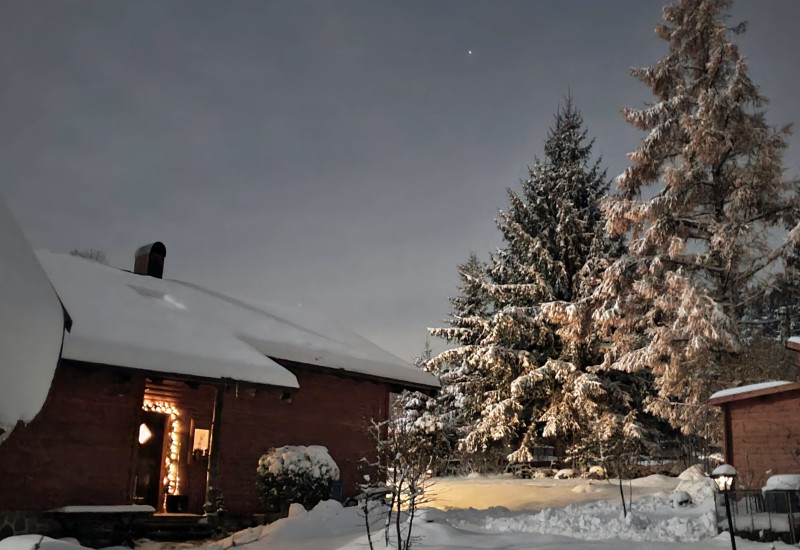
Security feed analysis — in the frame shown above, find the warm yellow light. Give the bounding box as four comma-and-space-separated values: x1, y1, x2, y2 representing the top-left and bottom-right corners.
143, 400, 182, 495
138, 423, 153, 444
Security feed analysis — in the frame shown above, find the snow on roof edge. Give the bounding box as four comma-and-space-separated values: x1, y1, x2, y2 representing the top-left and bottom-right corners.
709, 381, 793, 401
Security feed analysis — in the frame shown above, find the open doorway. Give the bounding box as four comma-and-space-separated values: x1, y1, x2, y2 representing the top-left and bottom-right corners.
134, 410, 168, 508
133, 378, 215, 514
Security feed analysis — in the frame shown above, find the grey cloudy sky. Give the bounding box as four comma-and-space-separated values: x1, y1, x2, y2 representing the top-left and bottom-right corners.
1, 1, 799, 362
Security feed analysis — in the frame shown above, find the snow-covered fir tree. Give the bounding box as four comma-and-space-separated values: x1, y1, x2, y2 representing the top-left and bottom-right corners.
431, 98, 636, 464
427, 254, 493, 465
595, 0, 800, 437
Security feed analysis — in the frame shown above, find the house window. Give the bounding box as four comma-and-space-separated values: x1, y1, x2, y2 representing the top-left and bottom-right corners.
193, 428, 210, 455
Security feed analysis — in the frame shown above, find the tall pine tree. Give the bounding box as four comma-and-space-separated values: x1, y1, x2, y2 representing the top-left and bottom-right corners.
432, 98, 625, 464
596, 0, 800, 437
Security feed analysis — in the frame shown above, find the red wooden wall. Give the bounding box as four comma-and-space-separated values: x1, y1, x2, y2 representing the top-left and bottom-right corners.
724, 390, 800, 489
0, 360, 391, 517
0, 361, 144, 511
217, 362, 390, 516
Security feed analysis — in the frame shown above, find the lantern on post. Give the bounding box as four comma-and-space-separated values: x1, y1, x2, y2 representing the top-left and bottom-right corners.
711, 464, 737, 550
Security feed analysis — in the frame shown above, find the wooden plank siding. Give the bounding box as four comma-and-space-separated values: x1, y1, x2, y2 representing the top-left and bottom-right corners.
0, 359, 391, 518
0, 360, 144, 511
217, 363, 390, 516
718, 389, 800, 489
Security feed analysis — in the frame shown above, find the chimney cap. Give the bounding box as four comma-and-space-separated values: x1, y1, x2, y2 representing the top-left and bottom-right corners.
135, 242, 166, 258
134, 242, 166, 278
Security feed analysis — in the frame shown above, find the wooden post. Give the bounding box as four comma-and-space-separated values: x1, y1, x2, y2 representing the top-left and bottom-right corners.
204, 381, 225, 514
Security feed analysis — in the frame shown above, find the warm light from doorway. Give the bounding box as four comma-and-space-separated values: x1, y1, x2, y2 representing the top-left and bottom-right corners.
138, 423, 153, 444
142, 400, 181, 495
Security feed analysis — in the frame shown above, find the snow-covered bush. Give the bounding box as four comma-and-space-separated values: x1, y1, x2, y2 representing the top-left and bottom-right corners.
256, 445, 340, 513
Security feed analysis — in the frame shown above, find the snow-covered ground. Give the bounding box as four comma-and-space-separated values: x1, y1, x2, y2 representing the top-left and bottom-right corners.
0, 471, 791, 550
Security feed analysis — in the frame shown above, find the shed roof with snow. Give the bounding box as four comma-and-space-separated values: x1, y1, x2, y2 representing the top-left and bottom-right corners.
708, 380, 799, 406
36, 251, 438, 391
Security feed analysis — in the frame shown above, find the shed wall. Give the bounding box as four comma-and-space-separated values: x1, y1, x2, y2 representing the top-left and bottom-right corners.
0, 361, 144, 511
726, 390, 800, 489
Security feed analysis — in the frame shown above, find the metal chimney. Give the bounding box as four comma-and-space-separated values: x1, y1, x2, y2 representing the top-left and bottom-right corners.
134, 242, 166, 278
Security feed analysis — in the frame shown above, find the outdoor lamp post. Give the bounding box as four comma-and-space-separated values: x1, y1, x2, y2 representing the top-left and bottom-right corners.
711, 464, 738, 550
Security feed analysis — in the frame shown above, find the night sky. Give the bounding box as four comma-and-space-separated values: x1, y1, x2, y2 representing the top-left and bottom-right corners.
1, 1, 798, 361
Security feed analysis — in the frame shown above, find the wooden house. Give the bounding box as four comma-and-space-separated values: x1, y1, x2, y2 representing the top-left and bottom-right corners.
0, 236, 437, 537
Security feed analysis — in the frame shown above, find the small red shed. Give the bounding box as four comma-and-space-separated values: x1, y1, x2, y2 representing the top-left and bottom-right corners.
709, 380, 800, 489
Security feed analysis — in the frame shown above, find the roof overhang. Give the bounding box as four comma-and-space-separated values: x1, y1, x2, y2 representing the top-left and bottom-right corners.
786, 337, 800, 352
709, 381, 800, 406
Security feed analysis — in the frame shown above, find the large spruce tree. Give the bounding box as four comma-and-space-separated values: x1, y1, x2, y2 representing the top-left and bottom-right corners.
596, 0, 800, 436
431, 98, 628, 463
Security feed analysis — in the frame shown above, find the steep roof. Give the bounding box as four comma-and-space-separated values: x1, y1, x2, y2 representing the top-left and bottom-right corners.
37, 251, 438, 391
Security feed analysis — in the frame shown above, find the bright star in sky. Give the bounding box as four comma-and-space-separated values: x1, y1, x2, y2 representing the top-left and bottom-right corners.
468, 50, 472, 55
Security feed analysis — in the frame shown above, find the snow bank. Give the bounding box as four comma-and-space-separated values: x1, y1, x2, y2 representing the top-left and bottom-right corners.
0, 197, 64, 438
447, 494, 717, 543
678, 464, 706, 481
675, 465, 717, 504
200, 500, 361, 550
0, 536, 84, 550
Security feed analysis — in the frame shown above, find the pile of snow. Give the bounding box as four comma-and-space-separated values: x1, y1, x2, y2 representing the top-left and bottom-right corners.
0, 197, 65, 439
671, 491, 692, 507
763, 474, 800, 492
678, 464, 707, 481
447, 494, 717, 542
200, 500, 361, 550
258, 445, 340, 480
674, 464, 717, 504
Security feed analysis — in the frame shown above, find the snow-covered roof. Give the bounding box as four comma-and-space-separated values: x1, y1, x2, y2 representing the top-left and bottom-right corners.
708, 380, 800, 405
0, 198, 65, 432
37, 251, 437, 390
709, 381, 791, 401
710, 464, 737, 477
